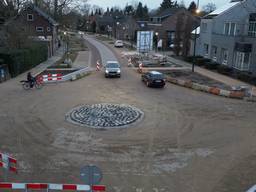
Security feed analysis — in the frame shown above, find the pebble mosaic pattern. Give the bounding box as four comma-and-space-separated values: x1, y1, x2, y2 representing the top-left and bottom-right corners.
66, 103, 144, 129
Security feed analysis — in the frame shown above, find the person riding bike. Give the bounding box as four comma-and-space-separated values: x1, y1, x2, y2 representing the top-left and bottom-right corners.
27, 72, 35, 88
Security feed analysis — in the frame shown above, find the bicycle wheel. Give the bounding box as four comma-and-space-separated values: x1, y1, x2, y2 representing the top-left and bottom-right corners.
35, 82, 43, 89
22, 82, 30, 90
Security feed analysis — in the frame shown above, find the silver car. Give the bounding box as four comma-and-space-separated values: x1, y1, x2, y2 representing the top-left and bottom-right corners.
105, 61, 121, 78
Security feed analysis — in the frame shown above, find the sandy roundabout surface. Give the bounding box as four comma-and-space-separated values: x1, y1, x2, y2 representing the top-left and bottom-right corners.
66, 103, 144, 129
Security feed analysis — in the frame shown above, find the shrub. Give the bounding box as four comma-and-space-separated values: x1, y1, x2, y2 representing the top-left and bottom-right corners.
205, 62, 220, 70
217, 65, 233, 75
237, 72, 253, 83
0, 43, 48, 77
195, 58, 210, 66
184, 55, 203, 63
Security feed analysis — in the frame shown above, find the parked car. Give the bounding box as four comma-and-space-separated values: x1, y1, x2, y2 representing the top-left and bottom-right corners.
141, 71, 166, 88
105, 61, 121, 78
114, 40, 124, 48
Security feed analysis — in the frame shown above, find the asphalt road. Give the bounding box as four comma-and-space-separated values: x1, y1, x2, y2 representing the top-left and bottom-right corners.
0, 35, 256, 192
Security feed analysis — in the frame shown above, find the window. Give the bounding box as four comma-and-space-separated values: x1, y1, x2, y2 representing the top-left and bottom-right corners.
249, 13, 256, 37
224, 23, 230, 35
230, 23, 236, 36
36, 27, 44, 32
224, 22, 236, 36
221, 48, 228, 65
248, 22, 256, 37
201, 23, 207, 33
47, 27, 51, 32
27, 14, 34, 21
204, 44, 209, 56
211, 46, 217, 61
233, 52, 251, 71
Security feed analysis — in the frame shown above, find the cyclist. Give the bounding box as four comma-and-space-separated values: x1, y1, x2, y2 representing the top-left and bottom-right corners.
27, 72, 35, 88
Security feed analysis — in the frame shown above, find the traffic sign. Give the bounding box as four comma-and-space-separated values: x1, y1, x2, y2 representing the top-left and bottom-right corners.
80, 165, 102, 185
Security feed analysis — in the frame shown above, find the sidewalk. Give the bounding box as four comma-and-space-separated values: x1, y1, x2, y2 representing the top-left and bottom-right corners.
31, 45, 65, 76
167, 56, 256, 96
72, 51, 91, 68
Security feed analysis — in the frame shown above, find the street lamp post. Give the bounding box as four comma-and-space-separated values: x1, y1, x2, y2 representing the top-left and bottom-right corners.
115, 22, 120, 39
192, 0, 200, 72
122, 26, 126, 40
155, 32, 159, 52
64, 31, 70, 63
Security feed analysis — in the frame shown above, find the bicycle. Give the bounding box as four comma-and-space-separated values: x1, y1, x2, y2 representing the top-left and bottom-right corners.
20, 77, 43, 90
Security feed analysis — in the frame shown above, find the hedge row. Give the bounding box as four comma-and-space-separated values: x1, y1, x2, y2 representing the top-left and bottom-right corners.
0, 43, 48, 77
184, 56, 256, 85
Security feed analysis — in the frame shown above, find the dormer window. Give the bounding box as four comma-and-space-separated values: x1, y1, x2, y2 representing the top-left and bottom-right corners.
27, 14, 34, 21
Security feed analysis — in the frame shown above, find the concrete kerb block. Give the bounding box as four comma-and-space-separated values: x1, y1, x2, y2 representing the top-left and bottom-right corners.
197, 84, 210, 92
167, 77, 178, 84
219, 89, 231, 97
71, 75, 77, 81
177, 79, 186, 86
192, 83, 203, 91
184, 81, 193, 88
209, 87, 221, 95
166, 76, 250, 100
229, 91, 245, 99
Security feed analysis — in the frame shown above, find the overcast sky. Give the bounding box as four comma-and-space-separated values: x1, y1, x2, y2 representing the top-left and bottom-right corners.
88, 0, 231, 10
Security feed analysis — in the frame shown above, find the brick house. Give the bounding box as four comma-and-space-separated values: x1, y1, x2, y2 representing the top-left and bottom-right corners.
5, 4, 59, 57
148, 8, 199, 50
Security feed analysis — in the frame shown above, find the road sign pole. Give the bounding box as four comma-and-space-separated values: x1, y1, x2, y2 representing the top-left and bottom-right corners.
89, 166, 93, 192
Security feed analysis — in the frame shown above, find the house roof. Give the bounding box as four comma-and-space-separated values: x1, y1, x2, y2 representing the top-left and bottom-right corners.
204, 1, 240, 19
28, 4, 58, 26
151, 8, 183, 19
191, 26, 200, 34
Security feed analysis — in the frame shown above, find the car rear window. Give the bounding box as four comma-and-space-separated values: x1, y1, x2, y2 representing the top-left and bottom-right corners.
151, 74, 164, 79
107, 63, 119, 68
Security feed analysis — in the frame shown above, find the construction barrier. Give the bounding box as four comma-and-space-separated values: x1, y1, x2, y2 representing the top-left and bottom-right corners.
138, 63, 143, 73
128, 58, 132, 67
0, 183, 106, 191
96, 61, 101, 71
0, 153, 17, 173
42, 74, 62, 83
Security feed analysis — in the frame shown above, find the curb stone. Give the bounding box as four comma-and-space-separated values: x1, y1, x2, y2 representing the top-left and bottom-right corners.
165, 76, 252, 101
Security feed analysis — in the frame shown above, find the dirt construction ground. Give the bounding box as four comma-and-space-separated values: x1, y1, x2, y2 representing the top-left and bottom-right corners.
1, 35, 256, 192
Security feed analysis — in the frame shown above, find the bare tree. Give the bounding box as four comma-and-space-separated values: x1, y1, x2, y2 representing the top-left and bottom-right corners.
5, 21, 33, 49
174, 13, 184, 56
202, 3, 216, 13
182, 15, 193, 57
0, 0, 27, 19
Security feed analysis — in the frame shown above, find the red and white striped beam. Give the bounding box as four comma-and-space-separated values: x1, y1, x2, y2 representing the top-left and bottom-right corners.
42, 74, 63, 82
0, 153, 17, 173
0, 183, 106, 191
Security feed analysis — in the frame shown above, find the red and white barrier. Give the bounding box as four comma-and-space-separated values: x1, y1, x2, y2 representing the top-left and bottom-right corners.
128, 58, 132, 67
0, 153, 17, 173
138, 62, 143, 73
96, 61, 101, 71
42, 74, 62, 82
0, 183, 106, 191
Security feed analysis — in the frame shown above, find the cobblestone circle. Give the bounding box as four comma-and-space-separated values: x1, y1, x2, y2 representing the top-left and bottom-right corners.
66, 103, 144, 129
